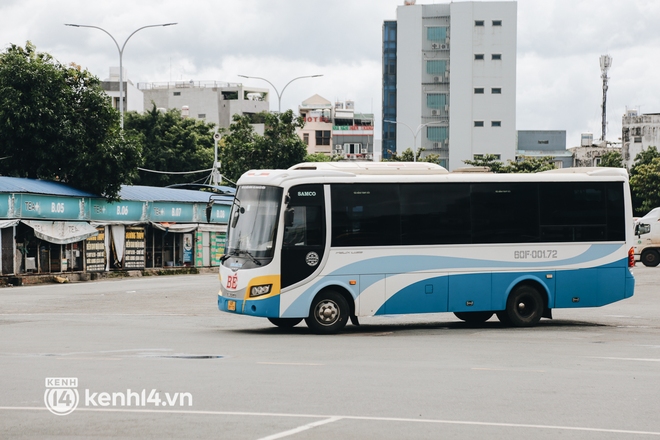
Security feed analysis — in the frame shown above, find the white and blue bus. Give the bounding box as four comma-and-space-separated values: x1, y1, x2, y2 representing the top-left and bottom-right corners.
218, 162, 636, 334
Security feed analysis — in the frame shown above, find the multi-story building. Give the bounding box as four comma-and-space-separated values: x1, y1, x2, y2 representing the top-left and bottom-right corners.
332, 101, 375, 160
298, 95, 334, 155
298, 96, 375, 160
383, 1, 517, 170
382, 20, 398, 159
139, 81, 270, 131
100, 67, 144, 114
622, 109, 660, 168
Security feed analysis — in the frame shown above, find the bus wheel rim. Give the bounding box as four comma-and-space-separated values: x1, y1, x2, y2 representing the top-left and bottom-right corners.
315, 300, 339, 325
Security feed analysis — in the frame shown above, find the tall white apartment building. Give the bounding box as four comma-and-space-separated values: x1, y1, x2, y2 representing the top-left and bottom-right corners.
384, 1, 517, 170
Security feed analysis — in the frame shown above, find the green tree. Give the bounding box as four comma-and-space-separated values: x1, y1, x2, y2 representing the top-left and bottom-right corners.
303, 152, 342, 162
629, 157, 660, 215
219, 110, 307, 183
124, 105, 216, 187
598, 150, 624, 168
630, 146, 660, 177
0, 42, 141, 199
385, 147, 418, 162
462, 154, 505, 172
384, 148, 445, 166
503, 156, 555, 173
629, 147, 660, 215
462, 155, 554, 173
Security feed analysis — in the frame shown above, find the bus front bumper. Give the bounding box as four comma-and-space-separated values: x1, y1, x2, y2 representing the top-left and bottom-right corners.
218, 294, 281, 318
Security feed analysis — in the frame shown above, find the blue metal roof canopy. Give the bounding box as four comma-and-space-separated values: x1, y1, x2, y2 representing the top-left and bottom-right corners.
119, 185, 234, 204
0, 177, 233, 204
0, 176, 97, 197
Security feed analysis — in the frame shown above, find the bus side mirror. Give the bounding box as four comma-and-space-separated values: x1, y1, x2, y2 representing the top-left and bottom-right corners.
636, 223, 651, 237
284, 208, 294, 227
231, 209, 241, 228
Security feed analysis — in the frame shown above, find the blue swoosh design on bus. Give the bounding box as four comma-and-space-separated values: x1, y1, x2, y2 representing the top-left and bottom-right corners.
329, 244, 623, 275
281, 244, 624, 317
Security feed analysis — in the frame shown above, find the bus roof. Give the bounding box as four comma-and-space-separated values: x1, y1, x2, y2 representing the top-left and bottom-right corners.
289, 162, 449, 175
540, 167, 629, 178
237, 164, 629, 187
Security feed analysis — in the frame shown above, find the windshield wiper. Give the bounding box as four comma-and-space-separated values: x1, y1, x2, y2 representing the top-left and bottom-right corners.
222, 248, 261, 266
242, 250, 262, 266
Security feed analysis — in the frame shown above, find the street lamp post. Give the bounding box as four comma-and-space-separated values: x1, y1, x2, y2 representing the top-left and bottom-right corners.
384, 120, 443, 162
65, 22, 177, 129
238, 74, 323, 113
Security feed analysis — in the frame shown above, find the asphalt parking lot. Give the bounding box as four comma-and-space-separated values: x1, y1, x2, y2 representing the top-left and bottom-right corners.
0, 266, 659, 439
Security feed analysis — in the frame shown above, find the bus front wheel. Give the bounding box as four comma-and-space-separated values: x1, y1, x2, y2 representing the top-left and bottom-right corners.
499, 285, 544, 327
641, 249, 660, 267
454, 311, 493, 323
305, 291, 349, 334
268, 318, 303, 328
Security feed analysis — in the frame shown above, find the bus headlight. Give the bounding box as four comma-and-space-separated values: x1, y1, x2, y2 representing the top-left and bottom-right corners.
250, 284, 272, 298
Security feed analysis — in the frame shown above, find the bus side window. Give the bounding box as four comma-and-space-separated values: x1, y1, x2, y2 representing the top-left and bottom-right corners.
283, 207, 306, 246
283, 206, 323, 247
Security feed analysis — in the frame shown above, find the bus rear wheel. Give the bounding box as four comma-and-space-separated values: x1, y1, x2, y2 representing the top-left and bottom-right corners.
305, 291, 349, 334
454, 311, 493, 323
641, 249, 660, 267
268, 318, 302, 328
500, 285, 544, 327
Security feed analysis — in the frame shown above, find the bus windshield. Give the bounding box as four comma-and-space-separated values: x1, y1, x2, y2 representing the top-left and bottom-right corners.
225, 185, 283, 263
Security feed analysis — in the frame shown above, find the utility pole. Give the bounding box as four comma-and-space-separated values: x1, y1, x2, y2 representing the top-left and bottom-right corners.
211, 132, 221, 186
599, 55, 612, 143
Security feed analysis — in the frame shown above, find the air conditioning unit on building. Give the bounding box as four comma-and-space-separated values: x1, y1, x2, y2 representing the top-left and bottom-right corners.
334, 147, 343, 154
445, 105, 449, 112
440, 44, 448, 49
431, 43, 439, 49
431, 110, 438, 116
361, 147, 368, 154
433, 142, 440, 148
434, 76, 440, 82
444, 139, 449, 145
445, 70, 450, 77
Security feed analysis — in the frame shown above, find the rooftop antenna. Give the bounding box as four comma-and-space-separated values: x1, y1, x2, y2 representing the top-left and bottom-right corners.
599, 54, 612, 142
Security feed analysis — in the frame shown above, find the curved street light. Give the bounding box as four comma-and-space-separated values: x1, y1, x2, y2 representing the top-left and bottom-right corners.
65, 22, 177, 128
384, 120, 444, 162
238, 74, 323, 113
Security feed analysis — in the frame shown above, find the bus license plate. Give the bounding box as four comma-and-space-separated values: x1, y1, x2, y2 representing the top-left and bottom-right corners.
227, 300, 236, 311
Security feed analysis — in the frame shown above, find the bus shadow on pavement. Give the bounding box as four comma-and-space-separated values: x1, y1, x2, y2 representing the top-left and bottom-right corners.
228, 318, 609, 336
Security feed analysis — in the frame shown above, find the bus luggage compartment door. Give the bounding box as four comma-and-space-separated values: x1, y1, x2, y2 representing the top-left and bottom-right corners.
381, 274, 449, 315
448, 273, 492, 312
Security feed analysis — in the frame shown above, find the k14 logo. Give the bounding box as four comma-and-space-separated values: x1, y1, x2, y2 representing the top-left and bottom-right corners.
44, 377, 79, 416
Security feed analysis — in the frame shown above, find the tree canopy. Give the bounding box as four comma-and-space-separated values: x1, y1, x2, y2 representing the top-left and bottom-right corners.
0, 42, 141, 200
462, 154, 555, 173
598, 150, 624, 168
629, 146, 660, 215
385, 147, 444, 165
304, 152, 342, 162
124, 105, 216, 187
219, 110, 307, 184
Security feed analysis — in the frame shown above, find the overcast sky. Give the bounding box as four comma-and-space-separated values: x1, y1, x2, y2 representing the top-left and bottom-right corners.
2, 0, 659, 147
